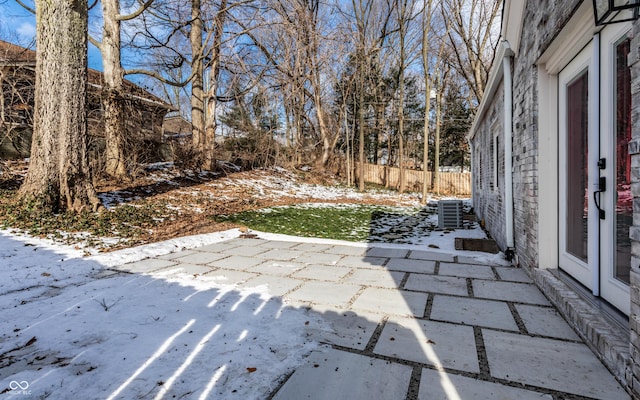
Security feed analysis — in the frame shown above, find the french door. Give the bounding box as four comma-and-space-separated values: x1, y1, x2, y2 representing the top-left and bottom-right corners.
559, 23, 632, 315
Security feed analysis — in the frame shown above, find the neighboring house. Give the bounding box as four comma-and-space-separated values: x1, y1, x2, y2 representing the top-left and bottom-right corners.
163, 114, 192, 140
160, 113, 193, 162
469, 0, 640, 396
0, 40, 175, 162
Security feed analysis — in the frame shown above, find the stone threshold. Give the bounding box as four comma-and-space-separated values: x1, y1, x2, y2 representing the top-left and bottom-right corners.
532, 268, 631, 392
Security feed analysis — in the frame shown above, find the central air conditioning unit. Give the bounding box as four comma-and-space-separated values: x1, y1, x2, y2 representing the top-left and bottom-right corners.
438, 200, 463, 229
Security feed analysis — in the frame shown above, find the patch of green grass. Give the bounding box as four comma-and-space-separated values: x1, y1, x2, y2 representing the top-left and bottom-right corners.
214, 203, 420, 242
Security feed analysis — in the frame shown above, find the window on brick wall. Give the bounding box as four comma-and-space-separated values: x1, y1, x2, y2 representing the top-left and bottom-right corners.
477, 150, 482, 189
494, 133, 500, 191
489, 137, 494, 191
489, 123, 500, 192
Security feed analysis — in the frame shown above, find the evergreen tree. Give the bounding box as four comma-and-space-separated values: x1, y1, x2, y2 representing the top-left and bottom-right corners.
440, 82, 471, 171
219, 88, 280, 168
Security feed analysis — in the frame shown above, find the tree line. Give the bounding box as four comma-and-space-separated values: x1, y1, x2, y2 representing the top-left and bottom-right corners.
10, 0, 500, 212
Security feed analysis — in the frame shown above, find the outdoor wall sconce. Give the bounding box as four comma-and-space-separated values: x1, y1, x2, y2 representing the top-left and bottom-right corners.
593, 0, 640, 26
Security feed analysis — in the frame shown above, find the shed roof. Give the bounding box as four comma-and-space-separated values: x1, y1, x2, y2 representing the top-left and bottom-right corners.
0, 40, 175, 111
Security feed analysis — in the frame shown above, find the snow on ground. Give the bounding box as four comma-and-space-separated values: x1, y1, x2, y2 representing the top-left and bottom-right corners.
0, 178, 503, 399
208, 174, 423, 204
0, 227, 506, 399
250, 230, 509, 267
0, 230, 327, 399
97, 166, 427, 213
149, 166, 424, 206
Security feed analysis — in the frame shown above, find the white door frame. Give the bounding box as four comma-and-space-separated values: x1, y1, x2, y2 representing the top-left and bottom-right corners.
598, 22, 632, 315
558, 43, 597, 291
555, 23, 631, 315
537, 1, 595, 272
536, 1, 630, 315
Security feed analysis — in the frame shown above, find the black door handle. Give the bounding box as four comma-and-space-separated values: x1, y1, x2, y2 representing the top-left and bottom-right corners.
594, 176, 605, 220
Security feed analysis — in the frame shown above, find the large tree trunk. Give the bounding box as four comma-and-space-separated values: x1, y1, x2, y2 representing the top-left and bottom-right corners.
190, 0, 206, 168
201, 0, 228, 171
310, 52, 333, 167
301, 0, 334, 168
315, 98, 331, 166
102, 0, 129, 180
201, 71, 217, 170
20, 0, 100, 212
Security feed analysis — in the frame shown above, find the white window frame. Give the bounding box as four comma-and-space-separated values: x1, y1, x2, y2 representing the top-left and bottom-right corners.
493, 131, 500, 192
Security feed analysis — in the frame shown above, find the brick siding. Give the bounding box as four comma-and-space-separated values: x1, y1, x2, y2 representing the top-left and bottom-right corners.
628, 16, 640, 399
471, 0, 640, 397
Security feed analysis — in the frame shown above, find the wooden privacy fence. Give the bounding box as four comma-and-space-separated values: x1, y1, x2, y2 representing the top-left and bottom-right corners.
357, 163, 471, 195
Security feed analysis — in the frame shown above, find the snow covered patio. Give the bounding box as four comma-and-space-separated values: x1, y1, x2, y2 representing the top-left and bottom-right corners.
0, 229, 629, 399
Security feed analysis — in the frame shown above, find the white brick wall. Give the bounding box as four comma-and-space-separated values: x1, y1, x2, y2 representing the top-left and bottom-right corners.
472, 0, 640, 396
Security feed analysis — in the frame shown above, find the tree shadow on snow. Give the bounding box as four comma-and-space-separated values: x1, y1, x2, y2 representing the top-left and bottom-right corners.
0, 227, 538, 400
0, 234, 333, 399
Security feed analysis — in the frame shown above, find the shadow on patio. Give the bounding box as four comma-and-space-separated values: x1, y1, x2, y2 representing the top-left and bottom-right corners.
0, 224, 629, 399
270, 209, 628, 399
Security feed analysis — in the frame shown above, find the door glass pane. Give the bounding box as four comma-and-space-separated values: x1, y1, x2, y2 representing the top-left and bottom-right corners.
566, 71, 589, 263
615, 36, 631, 285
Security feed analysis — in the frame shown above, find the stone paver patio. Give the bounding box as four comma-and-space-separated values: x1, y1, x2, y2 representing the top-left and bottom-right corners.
119, 237, 629, 399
